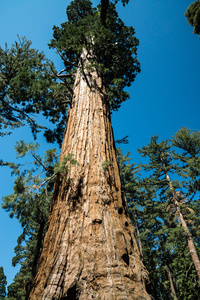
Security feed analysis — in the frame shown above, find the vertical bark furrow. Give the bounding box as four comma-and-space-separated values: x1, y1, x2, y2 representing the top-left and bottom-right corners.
28, 65, 150, 299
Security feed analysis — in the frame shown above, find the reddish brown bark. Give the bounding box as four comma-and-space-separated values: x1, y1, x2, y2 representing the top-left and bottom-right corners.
28, 61, 150, 299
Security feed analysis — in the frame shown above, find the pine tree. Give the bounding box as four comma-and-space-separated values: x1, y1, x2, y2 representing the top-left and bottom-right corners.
0, 267, 7, 299
27, 1, 150, 299
113, 131, 200, 299
135, 179, 178, 300
117, 148, 179, 299
138, 134, 200, 297
0, 37, 69, 144
116, 149, 162, 299
172, 127, 200, 198
2, 142, 60, 299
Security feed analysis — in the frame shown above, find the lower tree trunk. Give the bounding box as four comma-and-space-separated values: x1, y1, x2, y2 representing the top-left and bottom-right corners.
134, 211, 143, 261
165, 265, 177, 300
164, 169, 200, 282
158, 230, 177, 299
28, 66, 150, 299
175, 199, 200, 281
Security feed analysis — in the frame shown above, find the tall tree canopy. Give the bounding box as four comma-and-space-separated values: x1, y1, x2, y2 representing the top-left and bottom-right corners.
49, 0, 140, 111
0, 0, 140, 142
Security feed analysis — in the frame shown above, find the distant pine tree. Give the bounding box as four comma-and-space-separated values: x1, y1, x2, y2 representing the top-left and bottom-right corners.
0, 267, 7, 299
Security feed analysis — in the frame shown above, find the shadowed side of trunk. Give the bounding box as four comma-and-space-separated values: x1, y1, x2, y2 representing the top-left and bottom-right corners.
28, 65, 150, 300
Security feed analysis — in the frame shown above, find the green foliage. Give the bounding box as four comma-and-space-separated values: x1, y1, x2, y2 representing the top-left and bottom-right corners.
102, 160, 112, 171
185, 1, 200, 36
136, 130, 200, 299
117, 147, 141, 201
0, 1, 139, 141
49, 0, 140, 111
6, 268, 26, 300
0, 37, 68, 144
117, 148, 168, 298
1, 141, 59, 299
172, 127, 200, 197
3, 128, 200, 299
116, 128, 200, 299
54, 154, 79, 178
0, 267, 7, 299
2, 141, 57, 223
1, 141, 80, 298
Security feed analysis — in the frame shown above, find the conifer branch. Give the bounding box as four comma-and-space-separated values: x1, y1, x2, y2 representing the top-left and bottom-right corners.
50, 66, 74, 96
32, 172, 58, 191
63, 80, 74, 96
58, 51, 78, 68
30, 151, 49, 171
57, 68, 75, 78
1, 98, 36, 126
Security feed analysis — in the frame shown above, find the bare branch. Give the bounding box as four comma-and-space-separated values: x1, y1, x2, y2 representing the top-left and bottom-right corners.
57, 74, 73, 78
0, 98, 41, 128
37, 172, 58, 189
31, 151, 49, 171
50, 65, 74, 96
58, 52, 78, 68
58, 68, 68, 75
62, 100, 72, 104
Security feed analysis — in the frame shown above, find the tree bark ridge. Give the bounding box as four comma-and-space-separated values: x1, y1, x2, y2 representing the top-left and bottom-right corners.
28, 63, 150, 299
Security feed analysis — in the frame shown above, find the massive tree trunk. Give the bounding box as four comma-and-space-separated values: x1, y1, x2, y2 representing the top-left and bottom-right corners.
28, 55, 150, 299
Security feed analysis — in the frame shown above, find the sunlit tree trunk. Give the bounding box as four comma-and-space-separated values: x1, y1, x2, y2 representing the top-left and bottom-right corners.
162, 161, 200, 282
28, 54, 150, 299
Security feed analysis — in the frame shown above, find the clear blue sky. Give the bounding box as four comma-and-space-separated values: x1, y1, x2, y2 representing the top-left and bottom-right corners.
0, 0, 199, 287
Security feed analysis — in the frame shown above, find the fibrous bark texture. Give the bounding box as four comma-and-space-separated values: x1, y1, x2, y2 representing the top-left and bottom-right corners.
28, 63, 150, 299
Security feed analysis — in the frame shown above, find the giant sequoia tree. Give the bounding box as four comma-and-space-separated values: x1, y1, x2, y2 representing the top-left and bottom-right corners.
28, 0, 150, 299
